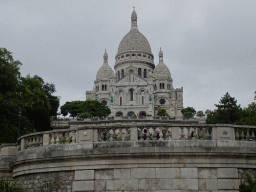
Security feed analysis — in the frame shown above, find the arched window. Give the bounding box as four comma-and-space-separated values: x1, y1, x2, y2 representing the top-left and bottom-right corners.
120, 97, 122, 105
160, 83, 162, 89
138, 68, 141, 76
121, 69, 124, 78
144, 69, 147, 78
129, 89, 134, 101
118, 71, 120, 80
142, 96, 144, 105
102, 85, 104, 91
105, 84, 107, 91
162, 83, 164, 89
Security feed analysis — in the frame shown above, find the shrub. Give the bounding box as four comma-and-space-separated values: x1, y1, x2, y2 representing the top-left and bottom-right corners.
0, 177, 24, 192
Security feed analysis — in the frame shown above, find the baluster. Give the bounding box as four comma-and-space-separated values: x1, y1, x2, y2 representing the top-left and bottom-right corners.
71, 131, 76, 143
33, 136, 37, 147
199, 128, 204, 139
168, 128, 172, 140
39, 135, 43, 146
56, 133, 60, 145
235, 128, 239, 140
121, 128, 128, 141
180, 128, 185, 140
252, 129, 256, 141
240, 129, 245, 140
205, 128, 210, 140
155, 128, 160, 140
159, 129, 164, 141
109, 129, 114, 141
193, 128, 198, 139
51, 133, 55, 145
186, 127, 190, 140
149, 128, 154, 140
248, 129, 252, 141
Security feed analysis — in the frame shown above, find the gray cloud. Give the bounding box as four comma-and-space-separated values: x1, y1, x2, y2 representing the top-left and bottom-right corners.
1, 0, 255, 113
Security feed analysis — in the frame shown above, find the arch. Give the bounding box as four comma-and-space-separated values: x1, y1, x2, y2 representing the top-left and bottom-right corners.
144, 69, 147, 78
121, 69, 124, 78
127, 111, 135, 116
105, 84, 107, 91
138, 68, 141, 76
118, 71, 120, 80
139, 111, 147, 116
129, 89, 134, 101
115, 111, 123, 117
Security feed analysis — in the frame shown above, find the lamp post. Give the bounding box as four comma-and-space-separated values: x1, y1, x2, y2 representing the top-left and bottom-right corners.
18, 110, 22, 134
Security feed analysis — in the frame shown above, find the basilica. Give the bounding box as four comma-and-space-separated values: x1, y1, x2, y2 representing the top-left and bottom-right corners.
86, 9, 183, 117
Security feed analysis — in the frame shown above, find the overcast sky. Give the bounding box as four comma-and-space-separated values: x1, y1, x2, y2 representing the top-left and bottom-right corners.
1, 0, 255, 113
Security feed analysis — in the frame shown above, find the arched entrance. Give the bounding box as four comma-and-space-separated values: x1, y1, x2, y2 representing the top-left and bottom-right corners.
115, 111, 123, 117
139, 111, 146, 116
127, 111, 135, 116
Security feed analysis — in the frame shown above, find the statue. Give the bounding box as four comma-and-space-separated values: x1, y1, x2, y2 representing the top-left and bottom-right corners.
110, 95, 114, 104
149, 93, 152, 102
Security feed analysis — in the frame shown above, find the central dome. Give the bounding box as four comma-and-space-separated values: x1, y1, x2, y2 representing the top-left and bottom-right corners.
117, 28, 152, 55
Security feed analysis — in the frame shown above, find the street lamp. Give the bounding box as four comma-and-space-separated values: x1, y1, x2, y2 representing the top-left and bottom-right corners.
18, 110, 22, 134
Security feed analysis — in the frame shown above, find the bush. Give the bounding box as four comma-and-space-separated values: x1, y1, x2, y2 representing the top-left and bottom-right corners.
0, 177, 24, 192
239, 172, 256, 192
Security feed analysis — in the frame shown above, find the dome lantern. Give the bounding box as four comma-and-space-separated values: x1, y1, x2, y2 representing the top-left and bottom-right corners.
159, 47, 163, 63
131, 7, 137, 29
103, 49, 108, 64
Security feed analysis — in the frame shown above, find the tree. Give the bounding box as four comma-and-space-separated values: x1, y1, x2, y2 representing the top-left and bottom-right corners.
239, 172, 256, 192
236, 102, 256, 126
157, 108, 169, 116
254, 91, 256, 100
61, 100, 111, 119
196, 111, 205, 118
181, 107, 196, 119
214, 92, 241, 124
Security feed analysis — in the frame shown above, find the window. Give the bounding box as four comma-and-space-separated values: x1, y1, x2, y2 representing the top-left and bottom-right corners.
120, 97, 122, 105
159, 98, 166, 105
126, 54, 130, 57
138, 54, 141, 56
121, 55, 124, 58
121, 69, 124, 78
102, 85, 104, 91
105, 84, 107, 90
162, 83, 164, 89
144, 69, 147, 78
101, 100, 107, 105
118, 71, 120, 80
143, 55, 146, 57
160, 83, 164, 89
129, 89, 134, 101
118, 57, 120, 60
154, 84, 157, 90
132, 54, 135, 56
138, 68, 141, 76
142, 96, 144, 105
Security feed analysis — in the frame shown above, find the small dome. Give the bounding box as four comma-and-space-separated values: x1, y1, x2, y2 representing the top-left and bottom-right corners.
153, 62, 171, 79
96, 64, 114, 80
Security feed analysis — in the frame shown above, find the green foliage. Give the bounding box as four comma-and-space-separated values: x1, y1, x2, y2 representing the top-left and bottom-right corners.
239, 172, 256, 192
236, 102, 256, 126
61, 100, 111, 119
157, 108, 169, 116
196, 110, 205, 118
206, 92, 241, 124
181, 107, 196, 119
0, 177, 24, 192
0, 47, 59, 143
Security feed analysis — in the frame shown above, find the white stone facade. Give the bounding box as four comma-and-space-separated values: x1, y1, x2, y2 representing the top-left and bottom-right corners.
86, 9, 183, 117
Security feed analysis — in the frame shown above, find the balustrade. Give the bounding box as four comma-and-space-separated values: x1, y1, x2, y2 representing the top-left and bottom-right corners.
17, 124, 256, 152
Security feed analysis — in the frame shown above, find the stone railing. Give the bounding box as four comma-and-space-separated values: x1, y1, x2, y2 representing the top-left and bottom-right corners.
17, 124, 256, 151
17, 129, 78, 151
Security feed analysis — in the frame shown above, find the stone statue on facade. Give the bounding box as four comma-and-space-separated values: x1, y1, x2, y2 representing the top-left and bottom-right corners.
110, 95, 114, 104
149, 93, 152, 102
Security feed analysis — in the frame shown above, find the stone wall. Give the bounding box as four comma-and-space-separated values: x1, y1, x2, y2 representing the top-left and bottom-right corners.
15, 171, 74, 192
